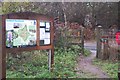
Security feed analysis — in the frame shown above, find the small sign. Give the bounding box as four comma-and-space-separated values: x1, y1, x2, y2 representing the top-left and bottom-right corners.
100, 36, 108, 44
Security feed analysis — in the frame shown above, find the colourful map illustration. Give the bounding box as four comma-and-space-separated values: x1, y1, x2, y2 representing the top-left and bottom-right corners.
18, 25, 30, 41
6, 19, 36, 48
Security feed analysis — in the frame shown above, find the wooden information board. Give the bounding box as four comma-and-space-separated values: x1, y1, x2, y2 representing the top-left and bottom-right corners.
0, 12, 54, 79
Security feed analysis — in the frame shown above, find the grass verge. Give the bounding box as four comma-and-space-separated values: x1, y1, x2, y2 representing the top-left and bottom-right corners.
92, 59, 118, 78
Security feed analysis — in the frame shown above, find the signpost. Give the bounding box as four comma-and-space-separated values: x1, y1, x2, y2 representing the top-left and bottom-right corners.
0, 12, 54, 79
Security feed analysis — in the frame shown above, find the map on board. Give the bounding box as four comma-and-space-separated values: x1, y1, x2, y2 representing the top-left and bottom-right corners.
6, 19, 37, 48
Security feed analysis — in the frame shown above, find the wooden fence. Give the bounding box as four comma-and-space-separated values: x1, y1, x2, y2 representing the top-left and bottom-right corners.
54, 26, 84, 54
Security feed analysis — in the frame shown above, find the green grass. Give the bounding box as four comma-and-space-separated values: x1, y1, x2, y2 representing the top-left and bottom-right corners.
84, 49, 91, 56
92, 59, 118, 78
6, 47, 80, 78
6, 45, 92, 78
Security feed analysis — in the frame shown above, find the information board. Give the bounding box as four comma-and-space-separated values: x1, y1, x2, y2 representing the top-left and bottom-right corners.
1, 12, 54, 79
6, 19, 37, 48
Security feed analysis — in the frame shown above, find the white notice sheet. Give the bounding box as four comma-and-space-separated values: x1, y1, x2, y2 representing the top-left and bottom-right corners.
45, 33, 50, 39
46, 22, 50, 29
44, 39, 50, 44
40, 28, 45, 40
40, 22, 45, 26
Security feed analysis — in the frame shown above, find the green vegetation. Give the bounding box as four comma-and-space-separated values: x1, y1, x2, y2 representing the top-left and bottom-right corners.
7, 46, 85, 78
92, 59, 118, 78
84, 49, 91, 56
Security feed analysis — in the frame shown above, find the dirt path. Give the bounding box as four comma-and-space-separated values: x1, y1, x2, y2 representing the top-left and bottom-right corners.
75, 41, 109, 78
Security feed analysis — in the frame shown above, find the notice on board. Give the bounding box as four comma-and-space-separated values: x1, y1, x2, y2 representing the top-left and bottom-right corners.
40, 22, 51, 45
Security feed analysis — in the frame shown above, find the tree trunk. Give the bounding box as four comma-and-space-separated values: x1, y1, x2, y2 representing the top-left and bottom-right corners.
62, 0, 67, 28
62, 1, 68, 47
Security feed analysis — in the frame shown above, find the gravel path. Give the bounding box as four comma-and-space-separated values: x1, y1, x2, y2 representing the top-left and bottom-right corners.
75, 41, 109, 78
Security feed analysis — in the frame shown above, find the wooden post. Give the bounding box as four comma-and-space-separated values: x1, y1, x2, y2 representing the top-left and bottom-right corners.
118, 45, 120, 60
51, 46, 54, 71
48, 47, 54, 72
51, 19, 54, 72
48, 49, 51, 72
81, 27, 84, 54
0, 15, 2, 80
0, 15, 6, 79
118, 45, 120, 78
96, 26, 101, 58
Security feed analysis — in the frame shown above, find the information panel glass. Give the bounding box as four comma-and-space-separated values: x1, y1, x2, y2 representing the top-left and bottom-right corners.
40, 22, 50, 45
6, 19, 37, 48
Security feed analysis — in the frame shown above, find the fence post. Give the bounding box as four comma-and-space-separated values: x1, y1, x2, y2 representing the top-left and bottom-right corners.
118, 44, 120, 61
96, 25, 102, 58
0, 14, 2, 80
0, 15, 2, 80
81, 27, 84, 54
118, 46, 120, 80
